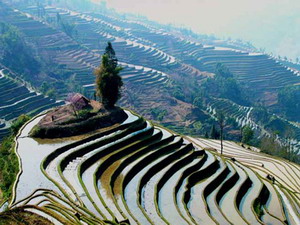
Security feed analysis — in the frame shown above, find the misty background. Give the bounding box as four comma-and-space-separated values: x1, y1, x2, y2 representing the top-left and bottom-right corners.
93, 0, 300, 60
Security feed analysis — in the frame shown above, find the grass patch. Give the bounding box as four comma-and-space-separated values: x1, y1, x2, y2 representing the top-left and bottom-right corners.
59, 109, 96, 125
0, 115, 30, 205
253, 200, 265, 219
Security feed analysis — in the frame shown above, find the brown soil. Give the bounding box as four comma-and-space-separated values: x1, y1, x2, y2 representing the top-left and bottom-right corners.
262, 91, 278, 106
38, 100, 102, 127
30, 100, 128, 139
203, 147, 218, 152
0, 207, 53, 225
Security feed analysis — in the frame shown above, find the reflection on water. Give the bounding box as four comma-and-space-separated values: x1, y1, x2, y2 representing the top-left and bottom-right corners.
15, 115, 76, 203
14, 110, 136, 204
113, 172, 124, 197
0, 202, 8, 212
100, 160, 122, 199
159, 157, 200, 225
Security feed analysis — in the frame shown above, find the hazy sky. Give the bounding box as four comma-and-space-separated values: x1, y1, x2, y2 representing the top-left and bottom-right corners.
96, 0, 300, 59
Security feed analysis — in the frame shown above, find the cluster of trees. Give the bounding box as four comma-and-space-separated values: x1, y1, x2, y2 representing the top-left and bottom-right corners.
150, 108, 167, 121
207, 112, 254, 154
0, 135, 17, 202
207, 109, 299, 163
278, 85, 300, 121
241, 125, 254, 144
189, 66, 255, 141
40, 82, 57, 100
0, 22, 72, 96
199, 63, 249, 106
170, 63, 251, 138
260, 136, 300, 164
0, 22, 41, 80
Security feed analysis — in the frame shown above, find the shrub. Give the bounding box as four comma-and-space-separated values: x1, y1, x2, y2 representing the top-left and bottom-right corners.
10, 114, 31, 135
29, 126, 41, 137
0, 114, 30, 203
241, 125, 254, 144
0, 136, 17, 201
77, 109, 91, 120
150, 108, 167, 121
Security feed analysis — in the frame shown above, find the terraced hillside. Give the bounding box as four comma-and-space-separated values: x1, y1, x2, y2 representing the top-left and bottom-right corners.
0, 68, 63, 140
1, 1, 299, 224
1, 1, 300, 154
0, 2, 199, 131
48, 7, 300, 102
7, 109, 300, 225
62, 7, 300, 104
0, 1, 299, 145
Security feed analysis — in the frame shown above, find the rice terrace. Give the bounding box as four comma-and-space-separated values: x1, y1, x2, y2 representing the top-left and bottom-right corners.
0, 0, 299, 225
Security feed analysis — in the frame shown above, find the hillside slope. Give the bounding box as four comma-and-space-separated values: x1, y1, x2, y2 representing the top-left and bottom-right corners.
7, 109, 300, 225
0, 1, 300, 151
0, 68, 63, 140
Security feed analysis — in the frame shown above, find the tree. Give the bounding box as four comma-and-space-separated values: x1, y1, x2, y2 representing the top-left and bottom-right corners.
241, 125, 254, 144
56, 12, 61, 25
204, 132, 209, 138
94, 42, 123, 108
217, 112, 225, 155
105, 42, 118, 69
210, 124, 219, 139
283, 127, 295, 161
215, 63, 233, 79
60, 21, 76, 37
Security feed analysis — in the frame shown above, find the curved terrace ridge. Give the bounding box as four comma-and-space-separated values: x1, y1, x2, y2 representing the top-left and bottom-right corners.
7, 108, 299, 225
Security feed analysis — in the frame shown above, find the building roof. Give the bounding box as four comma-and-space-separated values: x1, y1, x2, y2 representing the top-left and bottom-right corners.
67, 93, 91, 110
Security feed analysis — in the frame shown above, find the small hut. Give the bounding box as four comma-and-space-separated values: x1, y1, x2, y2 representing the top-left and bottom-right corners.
67, 93, 91, 110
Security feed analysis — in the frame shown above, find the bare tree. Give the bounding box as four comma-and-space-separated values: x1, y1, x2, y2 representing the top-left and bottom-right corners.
284, 128, 295, 161
217, 112, 225, 155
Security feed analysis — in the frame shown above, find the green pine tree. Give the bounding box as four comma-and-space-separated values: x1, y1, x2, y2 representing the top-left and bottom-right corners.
94, 42, 123, 108
210, 124, 219, 139
241, 125, 254, 144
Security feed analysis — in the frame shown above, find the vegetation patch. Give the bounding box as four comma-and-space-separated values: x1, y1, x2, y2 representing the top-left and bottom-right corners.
150, 108, 167, 121
30, 98, 127, 139
197, 63, 250, 106
0, 115, 30, 205
0, 22, 41, 82
30, 42, 126, 139
260, 135, 300, 164
278, 85, 300, 121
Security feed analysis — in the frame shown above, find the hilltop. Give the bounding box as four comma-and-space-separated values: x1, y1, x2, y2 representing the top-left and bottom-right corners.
29, 94, 127, 138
